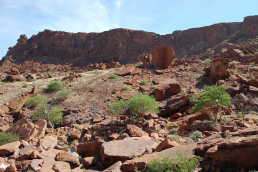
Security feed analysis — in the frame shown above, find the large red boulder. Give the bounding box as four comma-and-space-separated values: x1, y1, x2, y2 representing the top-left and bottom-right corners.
116, 66, 135, 76
154, 78, 181, 101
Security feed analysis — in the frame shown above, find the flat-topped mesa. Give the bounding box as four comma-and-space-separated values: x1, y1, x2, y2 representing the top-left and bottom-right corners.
2, 15, 258, 72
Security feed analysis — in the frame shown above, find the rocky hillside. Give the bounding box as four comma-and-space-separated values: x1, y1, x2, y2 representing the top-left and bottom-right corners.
1, 15, 258, 73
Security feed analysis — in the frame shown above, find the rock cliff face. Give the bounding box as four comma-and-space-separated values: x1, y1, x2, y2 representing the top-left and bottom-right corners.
1, 15, 258, 70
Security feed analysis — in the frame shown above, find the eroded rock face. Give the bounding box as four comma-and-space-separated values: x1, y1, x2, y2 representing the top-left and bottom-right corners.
100, 139, 157, 167
197, 127, 258, 172
209, 58, 230, 78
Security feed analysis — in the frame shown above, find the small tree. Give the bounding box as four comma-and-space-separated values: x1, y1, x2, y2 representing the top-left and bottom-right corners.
25, 95, 63, 128
191, 85, 231, 122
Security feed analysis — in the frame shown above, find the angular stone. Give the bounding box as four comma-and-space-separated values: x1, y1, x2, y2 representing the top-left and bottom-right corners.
118, 92, 135, 100
37, 136, 57, 151
29, 159, 43, 171
131, 68, 142, 75
103, 161, 122, 172
127, 125, 148, 137
155, 138, 181, 152
10, 67, 20, 75
247, 79, 258, 87
100, 139, 157, 167
93, 115, 103, 123
249, 85, 258, 94
139, 85, 150, 92
150, 45, 175, 68
154, 78, 181, 101
117, 66, 135, 76
0, 141, 20, 156
53, 161, 71, 172
70, 130, 81, 140
82, 157, 97, 168
55, 151, 80, 168
77, 139, 104, 157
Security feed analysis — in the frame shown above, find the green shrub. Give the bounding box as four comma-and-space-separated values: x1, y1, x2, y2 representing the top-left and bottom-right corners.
109, 94, 159, 118
47, 66, 53, 71
0, 83, 5, 85
237, 112, 242, 118
108, 74, 120, 79
24, 94, 48, 107
141, 80, 148, 85
184, 139, 193, 145
47, 81, 63, 92
249, 62, 255, 66
57, 89, 73, 99
189, 131, 202, 141
254, 119, 258, 123
221, 116, 230, 122
222, 48, 227, 51
129, 94, 159, 117
121, 86, 130, 91
249, 110, 257, 115
168, 134, 179, 141
23, 83, 29, 87
109, 99, 129, 115
137, 151, 201, 172
210, 50, 215, 54
205, 58, 212, 62
134, 62, 143, 67
191, 85, 231, 122
0, 132, 20, 146
94, 69, 99, 71
207, 48, 211, 52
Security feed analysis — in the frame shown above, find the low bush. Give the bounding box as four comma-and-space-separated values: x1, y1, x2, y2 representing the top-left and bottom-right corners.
57, 89, 73, 99
0, 132, 20, 146
23, 83, 29, 87
249, 62, 255, 66
189, 131, 202, 141
205, 58, 212, 62
47, 81, 63, 92
134, 62, 143, 67
121, 86, 130, 91
108, 74, 120, 79
141, 80, 148, 85
168, 134, 179, 141
47, 66, 53, 71
24, 94, 49, 107
137, 151, 201, 172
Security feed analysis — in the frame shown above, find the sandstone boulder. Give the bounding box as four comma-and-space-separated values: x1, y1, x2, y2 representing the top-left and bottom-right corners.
0, 141, 20, 156
247, 78, 258, 87
103, 161, 122, 172
37, 136, 57, 151
7, 118, 47, 140
55, 151, 80, 168
100, 139, 157, 167
209, 58, 230, 78
154, 78, 181, 101
5, 75, 24, 82
127, 125, 148, 137
77, 138, 104, 157
10, 67, 20, 75
116, 66, 135, 76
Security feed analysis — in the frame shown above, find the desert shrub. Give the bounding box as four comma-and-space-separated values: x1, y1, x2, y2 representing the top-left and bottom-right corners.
134, 62, 143, 67
221, 116, 230, 122
94, 69, 99, 71
57, 89, 73, 99
109, 99, 129, 115
108, 74, 120, 79
254, 119, 258, 123
121, 86, 130, 91
47, 81, 63, 92
237, 112, 242, 118
205, 58, 212, 62
168, 134, 179, 141
184, 139, 193, 145
129, 94, 159, 117
210, 50, 215, 54
0, 83, 5, 85
23, 83, 29, 87
189, 131, 202, 141
24, 94, 48, 107
222, 48, 227, 51
0, 132, 20, 146
249, 62, 255, 66
141, 80, 148, 85
191, 85, 231, 122
209, 121, 221, 131
28, 95, 63, 128
47, 66, 53, 71
207, 48, 211, 51
109, 94, 159, 118
137, 151, 201, 172
249, 110, 258, 115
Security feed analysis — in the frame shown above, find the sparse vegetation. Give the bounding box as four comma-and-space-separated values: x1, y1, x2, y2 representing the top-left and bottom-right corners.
141, 80, 148, 85
210, 50, 215, 54
108, 74, 120, 79
26, 94, 63, 128
189, 131, 202, 141
121, 86, 130, 91
47, 66, 53, 71
222, 48, 227, 51
0, 82, 5, 85
249, 62, 255, 66
134, 62, 143, 67
137, 151, 201, 172
168, 134, 179, 141
109, 94, 159, 118
205, 58, 212, 62
94, 69, 99, 71
23, 83, 29, 87
254, 119, 258, 123
191, 85, 231, 122
249, 110, 258, 115
0, 132, 20, 146
47, 81, 63, 92
57, 89, 73, 99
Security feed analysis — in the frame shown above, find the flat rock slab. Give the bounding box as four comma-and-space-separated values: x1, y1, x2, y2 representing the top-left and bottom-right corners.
100, 139, 157, 167
0, 141, 20, 156
158, 143, 197, 158
116, 66, 135, 76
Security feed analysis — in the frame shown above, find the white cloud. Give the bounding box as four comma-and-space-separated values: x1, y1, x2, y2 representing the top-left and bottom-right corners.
115, 0, 122, 8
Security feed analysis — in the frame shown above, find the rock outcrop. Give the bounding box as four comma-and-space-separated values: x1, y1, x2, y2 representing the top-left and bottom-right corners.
2, 15, 258, 73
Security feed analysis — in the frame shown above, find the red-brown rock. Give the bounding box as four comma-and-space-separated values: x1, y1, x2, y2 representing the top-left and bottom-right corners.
0, 141, 20, 156
77, 138, 104, 157
247, 78, 258, 87
131, 68, 142, 75
154, 78, 181, 101
127, 125, 148, 137
116, 66, 135, 76
10, 67, 20, 75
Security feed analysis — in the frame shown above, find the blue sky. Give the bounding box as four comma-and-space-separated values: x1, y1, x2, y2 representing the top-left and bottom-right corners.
0, 0, 257, 59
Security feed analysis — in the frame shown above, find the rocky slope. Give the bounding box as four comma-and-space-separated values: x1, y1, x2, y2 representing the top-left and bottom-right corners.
1, 15, 258, 73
